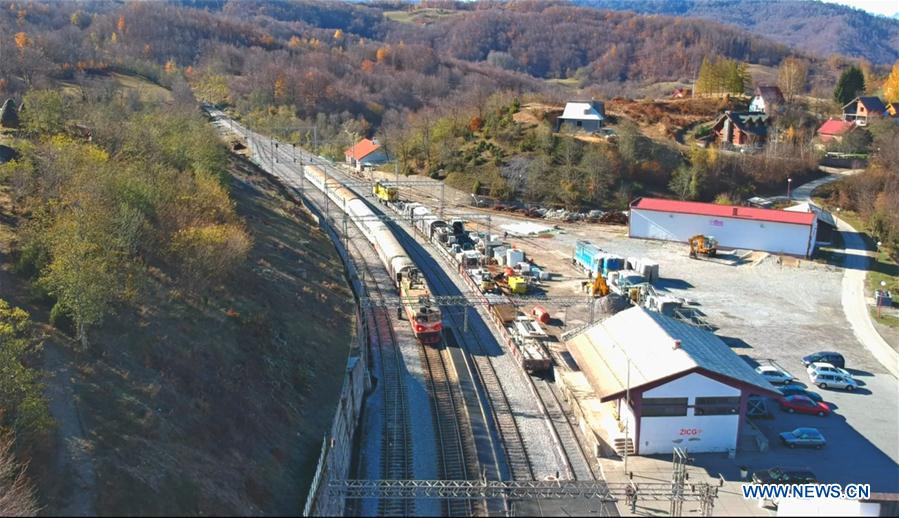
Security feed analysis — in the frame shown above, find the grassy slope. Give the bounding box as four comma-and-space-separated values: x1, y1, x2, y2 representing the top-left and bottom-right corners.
71, 155, 355, 515
1, 76, 355, 513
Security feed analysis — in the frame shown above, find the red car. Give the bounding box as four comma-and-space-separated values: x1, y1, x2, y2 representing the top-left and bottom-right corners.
778, 395, 830, 417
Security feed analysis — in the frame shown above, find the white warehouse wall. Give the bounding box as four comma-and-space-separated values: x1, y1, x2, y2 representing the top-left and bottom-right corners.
639, 372, 741, 455
630, 208, 816, 257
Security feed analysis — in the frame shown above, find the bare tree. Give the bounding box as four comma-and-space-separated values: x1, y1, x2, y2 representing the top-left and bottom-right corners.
777, 57, 808, 102
0, 434, 39, 517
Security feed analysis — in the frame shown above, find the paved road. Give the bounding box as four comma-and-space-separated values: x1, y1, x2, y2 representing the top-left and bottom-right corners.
837, 218, 899, 379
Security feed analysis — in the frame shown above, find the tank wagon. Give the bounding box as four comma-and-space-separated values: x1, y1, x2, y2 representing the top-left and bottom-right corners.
304, 165, 442, 343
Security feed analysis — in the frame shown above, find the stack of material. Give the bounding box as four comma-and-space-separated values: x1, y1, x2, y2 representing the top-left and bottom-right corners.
599, 211, 628, 225
597, 293, 630, 315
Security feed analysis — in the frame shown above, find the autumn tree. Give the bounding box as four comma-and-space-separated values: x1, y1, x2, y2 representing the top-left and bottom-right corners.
13, 32, 28, 51
883, 61, 899, 102
777, 56, 808, 102
834, 66, 865, 106
0, 434, 38, 517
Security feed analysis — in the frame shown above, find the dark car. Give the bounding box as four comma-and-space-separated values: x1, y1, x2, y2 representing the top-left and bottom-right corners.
802, 351, 845, 369
752, 467, 817, 485
779, 384, 823, 403
779, 428, 826, 449
778, 395, 830, 416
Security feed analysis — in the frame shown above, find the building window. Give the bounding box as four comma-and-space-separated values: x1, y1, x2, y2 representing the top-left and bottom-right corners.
694, 396, 741, 416
642, 397, 688, 417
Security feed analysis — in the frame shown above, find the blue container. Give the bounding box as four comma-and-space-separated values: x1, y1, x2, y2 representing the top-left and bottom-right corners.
602, 256, 624, 277
574, 240, 603, 276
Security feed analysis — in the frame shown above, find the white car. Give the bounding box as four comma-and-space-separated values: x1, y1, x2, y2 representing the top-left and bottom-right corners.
756, 365, 793, 385
807, 362, 853, 379
808, 371, 858, 391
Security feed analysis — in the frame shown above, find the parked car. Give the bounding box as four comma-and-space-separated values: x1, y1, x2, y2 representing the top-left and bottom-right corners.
807, 362, 853, 379
808, 371, 859, 391
756, 365, 793, 384
752, 467, 817, 485
779, 428, 827, 449
778, 395, 830, 416
778, 385, 823, 403
802, 351, 845, 369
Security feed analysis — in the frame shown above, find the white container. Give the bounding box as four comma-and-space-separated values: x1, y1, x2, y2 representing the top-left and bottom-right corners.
517, 262, 531, 273
539, 271, 552, 281
506, 248, 525, 266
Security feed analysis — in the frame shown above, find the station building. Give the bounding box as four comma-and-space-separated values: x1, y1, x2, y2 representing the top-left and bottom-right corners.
565, 307, 780, 456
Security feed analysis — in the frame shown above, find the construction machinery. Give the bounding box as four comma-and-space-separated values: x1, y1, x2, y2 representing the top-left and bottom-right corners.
583, 273, 610, 297
688, 235, 718, 259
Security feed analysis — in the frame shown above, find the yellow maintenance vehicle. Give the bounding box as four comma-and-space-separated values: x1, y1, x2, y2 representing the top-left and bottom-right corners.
583, 273, 610, 297
688, 235, 718, 259
478, 271, 497, 293
507, 276, 528, 295
373, 180, 398, 203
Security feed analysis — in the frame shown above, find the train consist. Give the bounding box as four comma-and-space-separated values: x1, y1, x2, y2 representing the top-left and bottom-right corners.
304, 165, 442, 344
375, 183, 554, 373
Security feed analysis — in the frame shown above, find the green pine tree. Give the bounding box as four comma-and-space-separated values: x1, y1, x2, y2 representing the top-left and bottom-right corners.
834, 66, 865, 106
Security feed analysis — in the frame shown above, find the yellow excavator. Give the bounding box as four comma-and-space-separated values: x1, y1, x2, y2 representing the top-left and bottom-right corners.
689, 235, 718, 259
584, 273, 610, 297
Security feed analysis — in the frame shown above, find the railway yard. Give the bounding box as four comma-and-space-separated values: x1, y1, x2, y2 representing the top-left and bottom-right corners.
208, 110, 899, 517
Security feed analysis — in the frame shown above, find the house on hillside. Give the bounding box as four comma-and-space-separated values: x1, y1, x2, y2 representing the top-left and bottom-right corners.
556, 100, 605, 133
671, 87, 692, 99
710, 111, 770, 149
816, 119, 856, 144
344, 138, 388, 172
887, 102, 899, 119
748, 85, 785, 115
842, 96, 887, 126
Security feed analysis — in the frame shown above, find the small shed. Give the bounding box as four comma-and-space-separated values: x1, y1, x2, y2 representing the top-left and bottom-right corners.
557, 100, 605, 133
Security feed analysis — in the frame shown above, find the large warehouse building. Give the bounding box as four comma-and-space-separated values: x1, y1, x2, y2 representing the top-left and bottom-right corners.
629, 197, 818, 257
566, 307, 780, 456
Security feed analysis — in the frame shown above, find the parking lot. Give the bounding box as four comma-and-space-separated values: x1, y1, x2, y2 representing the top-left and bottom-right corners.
490, 216, 899, 492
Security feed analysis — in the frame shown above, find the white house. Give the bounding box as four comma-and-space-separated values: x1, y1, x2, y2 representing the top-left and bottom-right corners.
344, 138, 388, 172
557, 100, 605, 132
628, 197, 818, 257
748, 85, 785, 115
566, 306, 780, 456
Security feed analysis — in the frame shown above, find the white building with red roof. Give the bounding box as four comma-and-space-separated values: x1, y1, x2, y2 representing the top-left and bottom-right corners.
344, 138, 388, 172
629, 197, 818, 257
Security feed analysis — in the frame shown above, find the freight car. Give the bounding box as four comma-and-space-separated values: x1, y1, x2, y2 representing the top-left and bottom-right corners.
304, 165, 442, 343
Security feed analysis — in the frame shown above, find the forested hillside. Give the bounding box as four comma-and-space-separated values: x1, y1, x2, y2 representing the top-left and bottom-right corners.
576, 0, 899, 64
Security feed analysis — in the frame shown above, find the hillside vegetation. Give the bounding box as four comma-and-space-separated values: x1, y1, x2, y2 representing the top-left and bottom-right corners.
576, 0, 899, 64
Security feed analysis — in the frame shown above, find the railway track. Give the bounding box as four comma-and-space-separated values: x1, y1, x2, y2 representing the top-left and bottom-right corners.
419, 341, 478, 516
531, 378, 596, 481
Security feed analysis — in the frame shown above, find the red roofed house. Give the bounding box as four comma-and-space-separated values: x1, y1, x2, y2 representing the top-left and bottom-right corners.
817, 118, 856, 144
629, 197, 818, 257
344, 138, 388, 172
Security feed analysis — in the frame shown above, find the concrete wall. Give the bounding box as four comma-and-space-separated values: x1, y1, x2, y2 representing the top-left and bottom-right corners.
629, 208, 816, 257
639, 372, 740, 455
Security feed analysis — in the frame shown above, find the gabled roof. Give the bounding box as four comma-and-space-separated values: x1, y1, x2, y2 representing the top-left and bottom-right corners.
817, 119, 855, 136
713, 111, 769, 137
785, 201, 836, 228
566, 307, 779, 402
754, 85, 784, 105
631, 197, 816, 226
842, 96, 887, 115
344, 138, 381, 160
559, 101, 605, 121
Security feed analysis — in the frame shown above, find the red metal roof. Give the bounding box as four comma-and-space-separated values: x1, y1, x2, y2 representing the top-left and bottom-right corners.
817, 119, 854, 136
632, 197, 815, 226
344, 138, 381, 160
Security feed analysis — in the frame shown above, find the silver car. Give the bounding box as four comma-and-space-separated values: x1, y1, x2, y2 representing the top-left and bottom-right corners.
779, 427, 826, 449
756, 365, 793, 384
807, 362, 852, 379
808, 371, 858, 391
